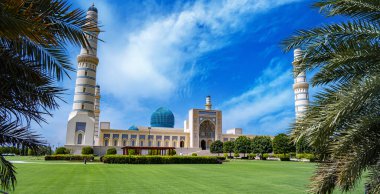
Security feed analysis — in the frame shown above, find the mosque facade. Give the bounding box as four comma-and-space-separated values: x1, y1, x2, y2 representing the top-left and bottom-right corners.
65, 5, 308, 155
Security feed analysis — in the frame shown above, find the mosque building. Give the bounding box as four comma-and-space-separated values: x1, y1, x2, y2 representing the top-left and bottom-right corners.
65, 5, 308, 155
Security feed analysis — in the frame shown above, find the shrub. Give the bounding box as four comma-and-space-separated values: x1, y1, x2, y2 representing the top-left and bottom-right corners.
233, 152, 239, 158
223, 153, 228, 158
55, 147, 69, 155
106, 148, 117, 155
262, 153, 269, 160
248, 153, 256, 160
191, 153, 197, 156
27, 148, 35, 156
81, 146, 94, 155
167, 149, 176, 156
296, 153, 316, 162
128, 149, 136, 155
102, 155, 224, 164
45, 155, 94, 161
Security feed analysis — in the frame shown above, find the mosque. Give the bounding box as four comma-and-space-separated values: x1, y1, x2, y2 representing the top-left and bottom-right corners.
65, 5, 309, 155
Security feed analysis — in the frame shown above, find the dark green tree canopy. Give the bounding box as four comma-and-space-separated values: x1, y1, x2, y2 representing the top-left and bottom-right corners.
223, 141, 234, 156
272, 134, 295, 155
234, 136, 251, 157
210, 140, 223, 155
251, 136, 273, 155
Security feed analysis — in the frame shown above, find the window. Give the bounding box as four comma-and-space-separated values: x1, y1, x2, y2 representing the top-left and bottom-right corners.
81, 104, 84, 109
83, 87, 86, 92
131, 140, 135, 146
75, 122, 86, 131
85, 71, 88, 76
123, 140, 127, 146
148, 141, 152, 147
104, 139, 109, 146
165, 141, 169, 147
140, 141, 144, 147
113, 140, 118, 146
173, 141, 176, 147
77, 134, 83, 144
157, 141, 161, 147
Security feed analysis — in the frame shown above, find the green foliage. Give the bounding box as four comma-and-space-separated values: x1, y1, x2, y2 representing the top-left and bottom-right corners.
167, 149, 176, 156
102, 155, 224, 164
45, 155, 94, 161
234, 136, 251, 157
128, 149, 136, 156
223, 141, 234, 157
272, 134, 295, 155
262, 153, 269, 160
0, 147, 20, 155
223, 153, 228, 158
251, 136, 273, 156
233, 152, 239, 158
27, 149, 35, 156
210, 140, 223, 155
296, 153, 316, 162
81, 147, 94, 155
106, 148, 117, 155
282, 0, 380, 193
55, 147, 69, 155
296, 137, 314, 154
191, 153, 197, 156
248, 153, 256, 160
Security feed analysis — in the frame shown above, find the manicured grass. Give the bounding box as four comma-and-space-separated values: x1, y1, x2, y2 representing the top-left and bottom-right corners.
8, 158, 364, 194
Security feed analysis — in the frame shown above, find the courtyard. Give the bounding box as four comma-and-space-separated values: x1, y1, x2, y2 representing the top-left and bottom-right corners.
7, 157, 363, 194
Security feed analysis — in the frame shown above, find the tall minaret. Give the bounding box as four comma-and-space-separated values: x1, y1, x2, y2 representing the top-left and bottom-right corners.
205, 96, 212, 110
293, 49, 309, 118
66, 4, 100, 146
94, 85, 101, 145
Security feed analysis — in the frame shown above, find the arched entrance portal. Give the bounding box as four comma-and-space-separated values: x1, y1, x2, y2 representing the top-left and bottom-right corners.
180, 141, 184, 148
201, 140, 206, 150
199, 120, 215, 150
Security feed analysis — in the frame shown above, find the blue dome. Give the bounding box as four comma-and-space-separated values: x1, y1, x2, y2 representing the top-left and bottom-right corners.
128, 125, 138, 131
88, 4, 98, 13
150, 107, 175, 128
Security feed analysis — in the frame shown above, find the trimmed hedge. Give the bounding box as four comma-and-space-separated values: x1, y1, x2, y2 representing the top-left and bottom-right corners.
81, 146, 94, 155
45, 154, 94, 161
106, 148, 117, 155
103, 155, 224, 164
191, 153, 197, 156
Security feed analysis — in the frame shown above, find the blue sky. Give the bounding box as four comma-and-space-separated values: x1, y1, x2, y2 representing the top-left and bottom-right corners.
34, 0, 338, 147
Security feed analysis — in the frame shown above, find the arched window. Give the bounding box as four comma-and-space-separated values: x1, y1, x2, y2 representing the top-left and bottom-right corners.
113, 140, 118, 146
104, 139, 109, 146
77, 133, 83, 144
180, 141, 184, 148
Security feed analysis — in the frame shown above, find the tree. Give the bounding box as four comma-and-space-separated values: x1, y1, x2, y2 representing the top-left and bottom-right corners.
0, 0, 93, 191
106, 148, 117, 155
251, 136, 273, 159
282, 1, 380, 193
234, 136, 251, 157
223, 141, 234, 157
55, 147, 69, 155
272, 134, 295, 156
296, 136, 313, 154
210, 140, 223, 156
81, 146, 94, 155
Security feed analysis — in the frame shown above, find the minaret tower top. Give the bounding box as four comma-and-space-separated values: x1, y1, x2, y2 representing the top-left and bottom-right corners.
292, 49, 309, 118
205, 96, 212, 110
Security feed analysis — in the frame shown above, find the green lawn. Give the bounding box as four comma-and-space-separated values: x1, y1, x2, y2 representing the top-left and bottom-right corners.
7, 158, 363, 194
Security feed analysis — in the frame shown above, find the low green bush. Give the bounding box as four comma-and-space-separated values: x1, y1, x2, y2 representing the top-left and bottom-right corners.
128, 149, 136, 155
262, 153, 269, 160
167, 149, 176, 156
223, 153, 228, 158
81, 146, 94, 155
296, 153, 316, 162
55, 147, 69, 155
233, 152, 239, 158
106, 148, 117, 155
191, 153, 197, 156
103, 155, 224, 164
45, 154, 94, 161
248, 153, 256, 160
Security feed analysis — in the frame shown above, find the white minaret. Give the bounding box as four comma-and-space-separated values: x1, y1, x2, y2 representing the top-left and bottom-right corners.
205, 96, 212, 110
66, 4, 100, 146
293, 49, 309, 118
94, 85, 100, 145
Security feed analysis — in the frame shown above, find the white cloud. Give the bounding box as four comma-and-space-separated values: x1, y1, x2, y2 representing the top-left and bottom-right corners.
95, 0, 303, 109
220, 58, 295, 135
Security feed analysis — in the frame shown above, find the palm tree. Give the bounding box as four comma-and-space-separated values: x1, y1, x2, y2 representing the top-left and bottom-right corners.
0, 0, 96, 191
282, 1, 380, 193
